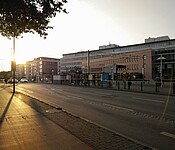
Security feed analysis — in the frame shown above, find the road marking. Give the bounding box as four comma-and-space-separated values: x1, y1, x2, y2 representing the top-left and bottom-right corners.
103, 103, 134, 112
67, 95, 83, 100
26, 90, 33, 93
160, 132, 175, 139
16, 87, 34, 94
133, 97, 164, 103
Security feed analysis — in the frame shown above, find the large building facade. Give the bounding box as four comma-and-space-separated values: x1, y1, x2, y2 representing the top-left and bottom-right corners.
61, 36, 175, 80
82, 49, 153, 80
25, 57, 60, 82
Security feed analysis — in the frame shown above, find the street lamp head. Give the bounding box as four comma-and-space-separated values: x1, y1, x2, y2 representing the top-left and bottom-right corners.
157, 56, 166, 60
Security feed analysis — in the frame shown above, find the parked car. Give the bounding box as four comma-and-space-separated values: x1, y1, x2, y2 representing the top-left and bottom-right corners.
7, 79, 19, 84
20, 78, 28, 83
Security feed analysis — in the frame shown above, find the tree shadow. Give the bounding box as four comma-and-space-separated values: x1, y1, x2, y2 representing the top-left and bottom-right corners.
0, 93, 14, 123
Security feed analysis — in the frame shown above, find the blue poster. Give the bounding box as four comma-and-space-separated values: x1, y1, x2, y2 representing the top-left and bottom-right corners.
102, 73, 108, 81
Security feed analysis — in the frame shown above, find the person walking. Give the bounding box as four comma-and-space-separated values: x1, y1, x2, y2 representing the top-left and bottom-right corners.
155, 77, 161, 92
128, 76, 132, 90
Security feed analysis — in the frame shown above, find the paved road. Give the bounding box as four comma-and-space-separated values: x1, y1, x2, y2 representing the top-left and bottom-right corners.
15, 83, 175, 149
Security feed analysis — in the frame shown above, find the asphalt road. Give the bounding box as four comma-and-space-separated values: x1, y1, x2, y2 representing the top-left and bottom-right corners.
15, 83, 175, 150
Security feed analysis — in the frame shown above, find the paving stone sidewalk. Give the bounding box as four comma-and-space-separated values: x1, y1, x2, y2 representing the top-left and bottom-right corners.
0, 88, 93, 150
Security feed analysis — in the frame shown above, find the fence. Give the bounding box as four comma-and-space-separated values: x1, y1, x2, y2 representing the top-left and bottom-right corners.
55, 79, 175, 96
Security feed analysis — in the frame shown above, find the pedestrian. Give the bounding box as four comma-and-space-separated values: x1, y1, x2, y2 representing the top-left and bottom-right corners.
123, 78, 126, 89
128, 76, 132, 90
155, 77, 161, 92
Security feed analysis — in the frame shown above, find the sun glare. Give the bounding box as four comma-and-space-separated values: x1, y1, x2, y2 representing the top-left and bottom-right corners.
15, 55, 27, 64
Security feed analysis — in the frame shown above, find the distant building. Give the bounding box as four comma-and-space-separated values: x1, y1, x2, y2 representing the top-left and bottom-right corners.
16, 64, 25, 79
25, 57, 60, 82
60, 51, 87, 73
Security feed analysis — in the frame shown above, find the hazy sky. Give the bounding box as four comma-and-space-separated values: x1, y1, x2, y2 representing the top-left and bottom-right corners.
0, 0, 175, 71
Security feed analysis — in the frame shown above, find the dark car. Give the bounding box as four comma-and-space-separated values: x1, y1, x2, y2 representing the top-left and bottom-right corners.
7, 79, 19, 84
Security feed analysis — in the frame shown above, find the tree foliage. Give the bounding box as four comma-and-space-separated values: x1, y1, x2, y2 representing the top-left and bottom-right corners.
0, 71, 11, 82
0, 0, 68, 38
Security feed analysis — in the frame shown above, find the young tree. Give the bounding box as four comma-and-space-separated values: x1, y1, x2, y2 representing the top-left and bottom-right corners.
0, 0, 68, 93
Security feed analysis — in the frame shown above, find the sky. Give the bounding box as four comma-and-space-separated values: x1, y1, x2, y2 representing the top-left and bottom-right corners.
0, 0, 175, 71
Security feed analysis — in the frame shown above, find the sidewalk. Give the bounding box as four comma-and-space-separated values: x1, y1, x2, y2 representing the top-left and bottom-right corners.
86, 80, 175, 96
0, 88, 93, 150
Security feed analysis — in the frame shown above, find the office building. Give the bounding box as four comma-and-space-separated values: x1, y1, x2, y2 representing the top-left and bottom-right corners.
61, 36, 175, 80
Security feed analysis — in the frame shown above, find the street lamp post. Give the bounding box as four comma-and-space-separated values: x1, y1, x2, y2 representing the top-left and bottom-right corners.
111, 54, 114, 80
141, 55, 146, 91
157, 54, 166, 88
142, 55, 146, 80
51, 70, 54, 84
87, 50, 90, 86
87, 50, 90, 74
12, 35, 16, 93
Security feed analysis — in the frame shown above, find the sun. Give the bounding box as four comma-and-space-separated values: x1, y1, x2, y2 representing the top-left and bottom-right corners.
15, 43, 35, 65
15, 52, 34, 64
15, 55, 27, 64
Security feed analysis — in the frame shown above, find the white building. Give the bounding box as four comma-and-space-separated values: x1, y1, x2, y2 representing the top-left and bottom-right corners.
60, 51, 87, 73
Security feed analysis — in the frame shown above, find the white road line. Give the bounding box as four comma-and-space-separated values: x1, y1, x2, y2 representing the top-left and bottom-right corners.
160, 132, 175, 139
16, 87, 34, 94
103, 103, 134, 112
67, 95, 83, 100
133, 97, 164, 103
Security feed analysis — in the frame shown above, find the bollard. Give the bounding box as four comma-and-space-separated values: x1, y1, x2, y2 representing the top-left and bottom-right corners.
141, 81, 143, 91
173, 83, 175, 94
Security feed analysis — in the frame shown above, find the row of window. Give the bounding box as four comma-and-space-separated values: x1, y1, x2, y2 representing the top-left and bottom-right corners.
117, 55, 140, 63
155, 48, 175, 54
126, 64, 140, 71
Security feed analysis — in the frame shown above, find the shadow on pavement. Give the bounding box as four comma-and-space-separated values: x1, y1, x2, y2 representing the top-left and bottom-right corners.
0, 93, 14, 123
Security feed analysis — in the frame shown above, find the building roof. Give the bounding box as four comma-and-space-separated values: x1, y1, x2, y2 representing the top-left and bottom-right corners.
62, 37, 175, 57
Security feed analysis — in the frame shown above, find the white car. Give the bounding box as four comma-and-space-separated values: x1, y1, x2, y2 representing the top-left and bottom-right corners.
20, 78, 28, 83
